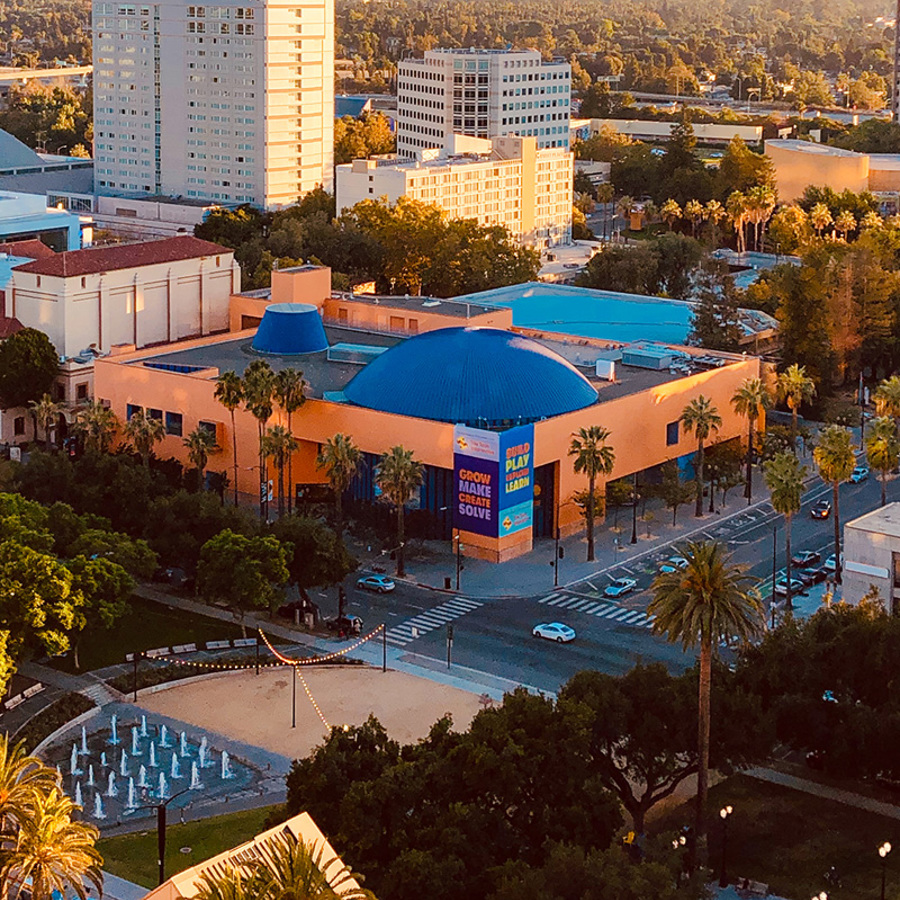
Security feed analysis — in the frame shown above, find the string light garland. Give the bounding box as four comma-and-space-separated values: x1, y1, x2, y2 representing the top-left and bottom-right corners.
296, 668, 330, 731
257, 624, 385, 666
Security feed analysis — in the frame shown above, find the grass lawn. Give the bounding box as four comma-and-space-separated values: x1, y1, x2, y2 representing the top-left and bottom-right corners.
98, 805, 278, 887
51, 595, 244, 673
654, 774, 899, 900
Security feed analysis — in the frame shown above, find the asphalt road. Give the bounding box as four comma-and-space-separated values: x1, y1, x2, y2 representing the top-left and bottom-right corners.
334, 469, 893, 695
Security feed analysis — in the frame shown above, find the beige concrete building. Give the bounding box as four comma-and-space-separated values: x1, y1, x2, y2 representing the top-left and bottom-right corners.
396, 48, 570, 160
92, 0, 334, 208
7, 235, 238, 356
336, 135, 573, 248
765, 139, 900, 201
842, 502, 900, 611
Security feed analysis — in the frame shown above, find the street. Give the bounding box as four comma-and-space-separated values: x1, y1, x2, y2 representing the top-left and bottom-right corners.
337, 468, 893, 695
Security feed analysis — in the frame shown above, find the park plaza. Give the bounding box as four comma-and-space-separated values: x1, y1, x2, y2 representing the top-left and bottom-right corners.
93, 265, 762, 562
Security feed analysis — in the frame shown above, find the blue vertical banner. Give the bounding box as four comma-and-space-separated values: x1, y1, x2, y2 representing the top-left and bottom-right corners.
453, 424, 534, 539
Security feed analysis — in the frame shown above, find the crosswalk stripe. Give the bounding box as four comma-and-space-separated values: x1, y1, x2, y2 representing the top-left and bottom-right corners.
620, 610, 648, 624
582, 602, 603, 614
538, 593, 561, 605
607, 608, 636, 621
444, 601, 477, 613
546, 595, 568, 606
565, 598, 594, 611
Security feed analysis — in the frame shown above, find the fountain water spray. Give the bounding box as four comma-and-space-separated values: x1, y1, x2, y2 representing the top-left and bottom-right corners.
149, 741, 157, 768
92, 794, 106, 820
74, 781, 83, 808
119, 749, 128, 777
189, 762, 202, 790
170, 754, 181, 780
70, 743, 81, 777
138, 765, 148, 788
199, 736, 209, 768
160, 724, 170, 747
109, 713, 119, 745
87, 765, 94, 788
158, 771, 168, 800
131, 726, 140, 756
140, 714, 148, 737
126, 777, 137, 809
179, 731, 189, 758
100, 751, 107, 768
80, 725, 89, 756
221, 750, 234, 780
106, 771, 117, 798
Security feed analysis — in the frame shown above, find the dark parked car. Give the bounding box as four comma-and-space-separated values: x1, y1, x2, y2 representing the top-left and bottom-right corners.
325, 614, 363, 635
791, 549, 821, 568
810, 500, 832, 520
799, 566, 828, 585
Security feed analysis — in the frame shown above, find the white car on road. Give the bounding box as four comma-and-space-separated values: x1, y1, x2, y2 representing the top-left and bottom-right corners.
532, 622, 576, 643
604, 577, 638, 598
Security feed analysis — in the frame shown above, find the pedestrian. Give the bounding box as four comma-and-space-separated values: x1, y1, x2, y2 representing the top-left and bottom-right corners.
180, 809, 185, 825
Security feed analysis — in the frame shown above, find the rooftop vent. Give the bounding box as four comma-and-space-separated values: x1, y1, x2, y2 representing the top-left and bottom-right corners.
251, 302, 328, 356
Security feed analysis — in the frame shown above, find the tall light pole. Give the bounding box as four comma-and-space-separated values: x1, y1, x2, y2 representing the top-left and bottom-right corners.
880, 841, 892, 900
718, 804, 733, 888
630, 471, 638, 544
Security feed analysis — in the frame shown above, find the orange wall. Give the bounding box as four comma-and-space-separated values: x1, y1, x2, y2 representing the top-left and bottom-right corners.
321, 297, 513, 334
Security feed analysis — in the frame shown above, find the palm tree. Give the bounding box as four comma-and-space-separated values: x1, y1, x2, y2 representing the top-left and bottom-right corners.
866, 417, 900, 508
683, 199, 703, 238
649, 541, 763, 870
124, 409, 165, 468
834, 209, 856, 240
255, 834, 373, 900
0, 736, 58, 838
813, 424, 855, 584
74, 401, 119, 454
704, 199, 725, 245
731, 378, 771, 504
263, 425, 298, 519
764, 451, 807, 611
596, 183, 614, 240
194, 866, 258, 900
214, 371, 245, 507
809, 202, 833, 237
874, 375, 900, 436
616, 195, 636, 232
660, 198, 682, 231
861, 210, 883, 231
273, 368, 307, 515
568, 425, 616, 562
0, 788, 103, 900
243, 360, 276, 520
726, 191, 748, 254
29, 394, 62, 451
375, 445, 423, 578
184, 426, 219, 492
681, 396, 722, 517
316, 433, 362, 537
776, 363, 816, 451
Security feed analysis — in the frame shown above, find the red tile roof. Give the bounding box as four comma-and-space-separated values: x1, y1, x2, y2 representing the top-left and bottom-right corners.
0, 240, 56, 260
0, 318, 24, 340
14, 236, 231, 278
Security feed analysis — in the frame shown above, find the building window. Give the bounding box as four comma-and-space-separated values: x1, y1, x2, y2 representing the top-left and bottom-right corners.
126, 403, 143, 420
76, 383, 89, 401
666, 421, 679, 446
148, 408, 163, 421
198, 420, 217, 438
165, 412, 183, 436
36, 277, 41, 288
13, 417, 25, 436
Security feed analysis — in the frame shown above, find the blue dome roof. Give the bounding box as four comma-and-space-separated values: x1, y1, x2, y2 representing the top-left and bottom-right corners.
252, 303, 329, 355
343, 327, 598, 425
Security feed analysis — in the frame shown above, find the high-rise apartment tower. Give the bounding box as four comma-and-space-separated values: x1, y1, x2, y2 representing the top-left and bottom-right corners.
92, 0, 334, 208
396, 48, 570, 160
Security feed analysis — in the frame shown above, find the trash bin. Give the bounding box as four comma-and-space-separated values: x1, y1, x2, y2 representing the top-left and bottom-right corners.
444, 577, 451, 590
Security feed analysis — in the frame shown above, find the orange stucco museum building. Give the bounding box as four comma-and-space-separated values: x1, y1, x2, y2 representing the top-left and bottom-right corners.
94, 266, 761, 562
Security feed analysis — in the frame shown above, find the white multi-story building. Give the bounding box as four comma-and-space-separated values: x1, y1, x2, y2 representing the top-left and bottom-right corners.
396, 48, 570, 160
336, 135, 572, 248
92, 0, 334, 209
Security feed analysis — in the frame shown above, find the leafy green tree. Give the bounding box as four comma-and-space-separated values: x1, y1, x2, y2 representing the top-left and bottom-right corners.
74, 401, 119, 455
812, 425, 856, 583
273, 368, 307, 515
874, 374, 900, 434
866, 417, 899, 507
648, 541, 763, 869
124, 409, 166, 468
767, 205, 812, 254
268, 515, 356, 592
681, 395, 722, 517
764, 451, 807, 609
689, 267, 742, 351
67, 528, 157, 580
316, 434, 362, 537
184, 426, 220, 492
375, 447, 423, 578
731, 378, 771, 502
197, 529, 290, 622
717, 135, 775, 197
214, 371, 245, 507
568, 426, 616, 562
658, 460, 695, 525
0, 329, 60, 433
0, 84, 92, 150
334, 112, 395, 164
776, 363, 817, 450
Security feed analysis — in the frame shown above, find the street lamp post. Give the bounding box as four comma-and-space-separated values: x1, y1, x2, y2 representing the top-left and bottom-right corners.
554, 526, 560, 587
718, 804, 733, 888
771, 523, 778, 629
880, 841, 892, 900
630, 471, 638, 544
454, 532, 462, 592
135, 788, 191, 886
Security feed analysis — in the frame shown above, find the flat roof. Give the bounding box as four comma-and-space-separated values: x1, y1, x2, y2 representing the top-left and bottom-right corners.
765, 139, 863, 158
129, 324, 733, 411
453, 281, 777, 344
846, 502, 900, 537
333, 292, 500, 318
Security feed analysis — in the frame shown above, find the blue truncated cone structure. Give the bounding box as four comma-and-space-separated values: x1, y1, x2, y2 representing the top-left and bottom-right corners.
251, 302, 329, 355
343, 326, 598, 427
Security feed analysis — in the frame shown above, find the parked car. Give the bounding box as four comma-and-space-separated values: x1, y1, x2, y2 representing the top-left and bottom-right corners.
799, 566, 828, 585
325, 614, 363, 634
849, 465, 870, 484
532, 622, 576, 643
604, 577, 638, 598
356, 574, 396, 593
658, 556, 689, 574
791, 549, 821, 568
824, 553, 844, 572
774, 577, 806, 597
810, 500, 832, 519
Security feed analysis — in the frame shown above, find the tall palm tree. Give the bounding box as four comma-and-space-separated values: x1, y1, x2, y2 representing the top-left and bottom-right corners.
809, 201, 833, 237
660, 198, 682, 231
596, 183, 614, 240
834, 209, 856, 240
649, 541, 763, 870
776, 363, 816, 451
74, 401, 119, 455
568, 425, 616, 562
681, 395, 722, 517
124, 409, 166, 468
874, 375, 900, 436
0, 736, 58, 838
683, 199, 703, 238
214, 371, 244, 507
866, 416, 900, 508
0, 788, 102, 900
29, 394, 62, 452
273, 368, 307, 515
255, 834, 373, 900
704, 199, 725, 245
764, 451, 807, 611
731, 378, 771, 504
194, 866, 258, 900
375, 445, 423, 578
243, 360, 276, 520
316, 433, 362, 537
726, 190, 748, 254
813, 424, 856, 584
263, 425, 298, 519
184, 426, 219, 492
